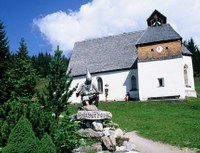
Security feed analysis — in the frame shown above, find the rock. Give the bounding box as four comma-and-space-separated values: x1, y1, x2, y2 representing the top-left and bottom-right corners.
73, 142, 103, 153
102, 127, 110, 136
82, 105, 98, 111
109, 135, 116, 146
102, 136, 116, 152
78, 128, 104, 138
123, 141, 136, 151
116, 146, 126, 152
114, 128, 124, 138
103, 128, 115, 137
77, 110, 112, 120
92, 121, 103, 131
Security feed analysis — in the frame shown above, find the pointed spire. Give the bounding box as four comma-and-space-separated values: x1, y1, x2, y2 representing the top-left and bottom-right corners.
86, 68, 92, 82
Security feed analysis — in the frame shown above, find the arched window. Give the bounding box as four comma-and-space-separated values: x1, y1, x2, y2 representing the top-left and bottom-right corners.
131, 75, 137, 90
184, 64, 190, 87
97, 77, 103, 93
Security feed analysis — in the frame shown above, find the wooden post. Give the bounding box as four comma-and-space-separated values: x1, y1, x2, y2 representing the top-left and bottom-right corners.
105, 84, 109, 110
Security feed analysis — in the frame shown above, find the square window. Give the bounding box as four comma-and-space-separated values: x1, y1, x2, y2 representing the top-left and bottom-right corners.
158, 78, 164, 87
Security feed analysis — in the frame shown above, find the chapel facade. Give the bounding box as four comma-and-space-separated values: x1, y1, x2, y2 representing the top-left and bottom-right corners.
68, 10, 197, 103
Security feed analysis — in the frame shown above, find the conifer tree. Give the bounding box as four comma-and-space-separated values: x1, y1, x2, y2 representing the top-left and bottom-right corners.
37, 134, 56, 153
184, 38, 200, 76
0, 20, 10, 102
2, 116, 39, 153
39, 46, 76, 119
3, 38, 37, 100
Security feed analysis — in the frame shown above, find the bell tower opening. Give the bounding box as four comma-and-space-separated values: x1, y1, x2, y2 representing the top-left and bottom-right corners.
147, 9, 167, 27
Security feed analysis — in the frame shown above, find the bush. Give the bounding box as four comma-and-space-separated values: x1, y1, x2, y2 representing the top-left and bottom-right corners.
53, 118, 81, 153
2, 116, 39, 153
37, 134, 56, 153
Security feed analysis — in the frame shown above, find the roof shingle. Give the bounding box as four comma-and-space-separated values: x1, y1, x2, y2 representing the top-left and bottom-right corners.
136, 24, 182, 46
69, 31, 144, 76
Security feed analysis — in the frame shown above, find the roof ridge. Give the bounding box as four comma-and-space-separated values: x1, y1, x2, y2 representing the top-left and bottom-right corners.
75, 29, 145, 44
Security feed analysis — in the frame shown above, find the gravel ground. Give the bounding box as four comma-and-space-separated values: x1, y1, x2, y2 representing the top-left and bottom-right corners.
125, 132, 197, 153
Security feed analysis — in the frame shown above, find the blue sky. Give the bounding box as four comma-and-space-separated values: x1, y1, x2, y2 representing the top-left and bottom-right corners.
0, 0, 91, 56
0, 0, 200, 56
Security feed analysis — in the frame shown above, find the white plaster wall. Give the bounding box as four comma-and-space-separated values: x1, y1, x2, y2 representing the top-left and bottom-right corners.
69, 69, 138, 103
138, 58, 186, 101
182, 56, 197, 97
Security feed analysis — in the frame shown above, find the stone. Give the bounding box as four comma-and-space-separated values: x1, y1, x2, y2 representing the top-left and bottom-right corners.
77, 110, 112, 120
78, 128, 104, 138
116, 146, 126, 152
123, 141, 136, 151
102, 136, 116, 152
102, 127, 110, 136
73, 142, 103, 153
82, 105, 98, 111
92, 121, 103, 131
114, 128, 124, 138
109, 135, 116, 146
103, 128, 115, 137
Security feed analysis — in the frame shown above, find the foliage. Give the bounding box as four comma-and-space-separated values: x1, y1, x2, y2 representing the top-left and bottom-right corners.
2, 38, 37, 101
1, 98, 28, 146
184, 38, 200, 76
36, 133, 56, 153
27, 102, 56, 139
38, 47, 76, 119
53, 118, 81, 153
2, 116, 39, 153
0, 20, 10, 102
32, 52, 52, 77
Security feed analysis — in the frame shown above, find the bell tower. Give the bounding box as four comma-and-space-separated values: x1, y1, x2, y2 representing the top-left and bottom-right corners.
136, 10, 182, 62
147, 9, 167, 26
137, 10, 185, 101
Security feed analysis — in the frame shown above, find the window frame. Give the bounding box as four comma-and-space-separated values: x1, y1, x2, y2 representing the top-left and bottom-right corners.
158, 78, 164, 87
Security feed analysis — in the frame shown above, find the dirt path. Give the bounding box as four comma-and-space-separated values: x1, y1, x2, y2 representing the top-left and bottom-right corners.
125, 132, 197, 153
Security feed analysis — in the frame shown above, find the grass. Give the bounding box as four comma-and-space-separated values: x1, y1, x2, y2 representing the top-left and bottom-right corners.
69, 98, 200, 151
64, 78, 200, 151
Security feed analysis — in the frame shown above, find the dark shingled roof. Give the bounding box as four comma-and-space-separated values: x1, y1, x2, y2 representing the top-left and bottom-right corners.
136, 24, 182, 46
69, 31, 144, 76
182, 45, 192, 55
69, 24, 191, 77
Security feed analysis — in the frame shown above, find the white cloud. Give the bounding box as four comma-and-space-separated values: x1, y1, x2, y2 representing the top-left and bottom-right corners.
33, 0, 200, 54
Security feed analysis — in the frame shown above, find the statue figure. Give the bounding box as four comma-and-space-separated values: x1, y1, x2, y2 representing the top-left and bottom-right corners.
76, 68, 100, 107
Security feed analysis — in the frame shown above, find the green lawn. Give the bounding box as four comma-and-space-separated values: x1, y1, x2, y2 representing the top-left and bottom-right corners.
68, 79, 200, 151
69, 98, 200, 151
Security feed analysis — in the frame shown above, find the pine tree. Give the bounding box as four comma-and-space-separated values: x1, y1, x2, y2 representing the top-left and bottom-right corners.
184, 38, 200, 76
0, 20, 10, 102
2, 116, 39, 153
39, 46, 76, 119
3, 38, 37, 100
31, 52, 52, 77
0, 39, 38, 146
37, 134, 56, 153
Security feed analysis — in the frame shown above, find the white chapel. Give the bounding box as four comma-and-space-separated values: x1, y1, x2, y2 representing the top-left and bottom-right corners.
68, 10, 197, 103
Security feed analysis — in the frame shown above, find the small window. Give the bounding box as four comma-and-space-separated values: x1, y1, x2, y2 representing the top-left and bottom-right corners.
97, 77, 103, 93
165, 47, 168, 49
184, 64, 191, 87
158, 78, 164, 87
131, 75, 137, 91
151, 49, 154, 52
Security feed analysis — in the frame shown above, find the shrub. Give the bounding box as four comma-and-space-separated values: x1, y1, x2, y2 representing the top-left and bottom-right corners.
53, 118, 81, 153
2, 116, 39, 153
37, 134, 56, 153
